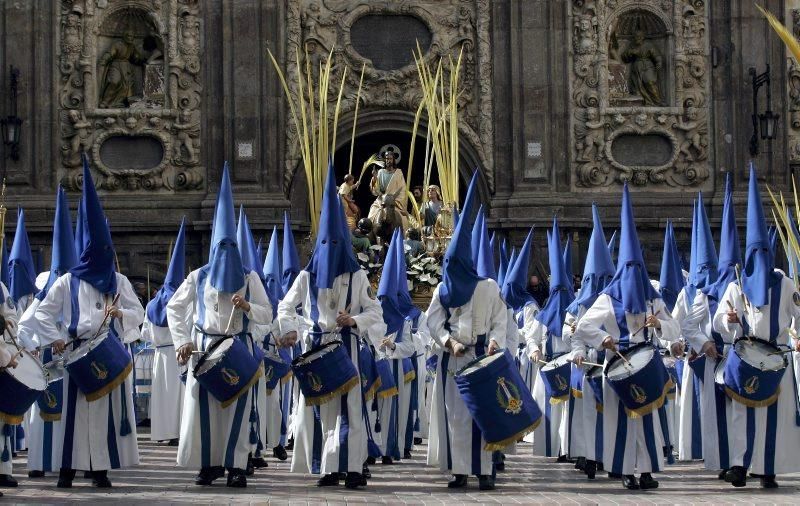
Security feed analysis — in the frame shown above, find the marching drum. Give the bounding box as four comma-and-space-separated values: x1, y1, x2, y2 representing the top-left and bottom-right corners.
193, 336, 263, 408
604, 342, 672, 417
455, 349, 541, 450
375, 357, 398, 398
38, 358, 64, 421
357, 340, 380, 400
584, 364, 604, 407
402, 357, 416, 384
539, 353, 572, 403
262, 350, 292, 394
291, 340, 359, 406
0, 348, 48, 424
720, 337, 787, 406
65, 332, 133, 402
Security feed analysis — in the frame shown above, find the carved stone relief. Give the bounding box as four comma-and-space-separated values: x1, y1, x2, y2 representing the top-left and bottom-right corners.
787, 9, 800, 168
57, 0, 204, 192
282, 0, 494, 193
569, 0, 710, 188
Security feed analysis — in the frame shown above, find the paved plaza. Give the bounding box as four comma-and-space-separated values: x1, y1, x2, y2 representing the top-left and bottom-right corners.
3, 430, 800, 504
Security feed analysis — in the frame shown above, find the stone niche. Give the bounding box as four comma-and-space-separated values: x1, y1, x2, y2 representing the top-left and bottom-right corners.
569, 0, 710, 189
282, 0, 494, 192
57, 0, 204, 193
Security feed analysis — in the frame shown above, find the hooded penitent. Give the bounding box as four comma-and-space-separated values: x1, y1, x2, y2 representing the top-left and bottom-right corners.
659, 220, 685, 313
535, 218, 576, 338
497, 238, 510, 287
602, 183, 660, 314
472, 207, 497, 281
438, 171, 483, 309
501, 228, 535, 313
702, 172, 742, 302
70, 160, 118, 295
378, 229, 406, 336
607, 230, 618, 264
282, 212, 301, 294
684, 193, 718, 305
394, 227, 422, 322
205, 163, 245, 293
305, 164, 360, 289
563, 233, 574, 286
262, 226, 283, 317
146, 218, 186, 327
237, 206, 262, 280
741, 164, 782, 307
8, 208, 38, 302
471, 206, 484, 263
37, 186, 79, 300
567, 204, 615, 314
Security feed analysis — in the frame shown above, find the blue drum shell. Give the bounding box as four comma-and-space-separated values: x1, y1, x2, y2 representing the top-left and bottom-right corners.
455, 349, 542, 450
357, 342, 379, 399
291, 340, 359, 406
402, 357, 416, 383
262, 353, 291, 393
539, 358, 572, 402
722, 338, 786, 407
0, 371, 42, 424
193, 337, 263, 408
65, 335, 133, 402
37, 379, 63, 421
375, 358, 398, 398
604, 343, 671, 416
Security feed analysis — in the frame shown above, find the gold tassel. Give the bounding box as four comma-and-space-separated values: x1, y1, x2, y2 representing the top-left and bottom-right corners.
624, 379, 674, 419
0, 411, 25, 425
364, 378, 381, 402
549, 394, 570, 405
404, 370, 416, 384
85, 362, 134, 402
571, 388, 583, 399
377, 386, 399, 400
724, 386, 781, 408
39, 412, 62, 422
595, 402, 604, 413
483, 418, 543, 451
303, 375, 361, 407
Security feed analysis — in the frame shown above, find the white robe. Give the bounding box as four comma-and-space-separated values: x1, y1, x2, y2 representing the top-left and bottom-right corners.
671, 289, 704, 461
254, 324, 285, 451
33, 273, 144, 471
376, 321, 417, 459
412, 312, 431, 441
140, 319, 185, 441
712, 277, 800, 475
569, 306, 604, 463
562, 311, 585, 459
574, 294, 680, 475
277, 269, 386, 475
0, 281, 21, 474
166, 269, 272, 470
426, 279, 508, 476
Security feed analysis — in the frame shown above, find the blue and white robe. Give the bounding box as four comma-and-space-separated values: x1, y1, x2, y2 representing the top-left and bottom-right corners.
515, 302, 540, 403
140, 319, 185, 442
671, 289, 704, 461
569, 307, 605, 464
0, 281, 21, 474
562, 311, 585, 460
411, 312, 431, 443
277, 269, 386, 475
377, 320, 417, 459
34, 273, 144, 471
713, 277, 800, 475
166, 269, 272, 471
254, 323, 289, 451
574, 294, 679, 476
426, 280, 508, 477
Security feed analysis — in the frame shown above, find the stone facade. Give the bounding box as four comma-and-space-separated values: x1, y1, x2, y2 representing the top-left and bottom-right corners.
0, 0, 792, 282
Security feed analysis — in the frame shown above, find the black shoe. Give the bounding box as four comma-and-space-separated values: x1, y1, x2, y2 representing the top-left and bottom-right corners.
83, 471, 93, 479
167, 438, 179, 447
56, 468, 75, 489
608, 472, 622, 479
556, 454, 571, 463
245, 458, 255, 476
414, 437, 423, 445
195, 466, 225, 486
0, 474, 17, 488
285, 438, 294, 450
381, 456, 393, 465
639, 473, 658, 490
273, 445, 288, 461
761, 475, 778, 489
366, 456, 376, 465
362, 464, 371, 479
403, 449, 413, 459
597, 462, 604, 471
251, 456, 268, 468
575, 457, 586, 471
622, 475, 639, 490
478, 474, 495, 491
317, 473, 340, 487
447, 474, 468, 488
718, 469, 728, 480
226, 469, 247, 488
91, 471, 112, 488
345, 472, 366, 489
495, 461, 505, 472
28, 470, 45, 478
725, 466, 746, 487
585, 460, 597, 480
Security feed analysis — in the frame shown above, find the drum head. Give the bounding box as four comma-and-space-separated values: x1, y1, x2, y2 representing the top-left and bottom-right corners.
296, 341, 340, 366
44, 359, 64, 383
6, 349, 46, 391
586, 364, 604, 379
66, 334, 107, 365
540, 354, 571, 372
606, 346, 654, 380
735, 339, 786, 371
459, 352, 504, 376
196, 339, 235, 376
714, 353, 727, 385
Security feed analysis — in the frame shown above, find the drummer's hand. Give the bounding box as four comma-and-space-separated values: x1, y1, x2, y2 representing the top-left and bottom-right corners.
176, 343, 194, 365
4, 319, 15, 332
601, 336, 617, 352
645, 315, 661, 329
487, 339, 499, 356
381, 337, 396, 351
105, 305, 123, 319
52, 339, 67, 354
573, 354, 585, 366
231, 294, 251, 313
280, 332, 298, 349
727, 310, 740, 324
452, 342, 467, 357
670, 341, 685, 358
701, 340, 719, 360
530, 349, 542, 364
336, 311, 356, 328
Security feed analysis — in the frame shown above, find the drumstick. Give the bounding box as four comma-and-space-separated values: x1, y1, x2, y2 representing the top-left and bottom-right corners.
223, 304, 238, 337
629, 310, 661, 338
768, 348, 794, 356
725, 300, 753, 343
90, 293, 121, 341
581, 361, 604, 368
614, 349, 632, 368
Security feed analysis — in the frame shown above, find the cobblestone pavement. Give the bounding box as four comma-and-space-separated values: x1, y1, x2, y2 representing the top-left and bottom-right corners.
5, 430, 800, 504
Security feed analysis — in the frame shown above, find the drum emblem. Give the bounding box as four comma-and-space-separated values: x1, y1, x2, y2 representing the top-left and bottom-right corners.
630, 383, 647, 404
221, 367, 240, 386
90, 361, 109, 380
264, 366, 274, 384
44, 389, 58, 409
496, 377, 523, 415
555, 374, 569, 392
360, 373, 368, 387
744, 375, 760, 395
308, 372, 324, 392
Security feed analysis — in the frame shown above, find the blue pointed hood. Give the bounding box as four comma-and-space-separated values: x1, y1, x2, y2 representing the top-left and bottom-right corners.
256, 238, 263, 266
378, 229, 406, 335
685, 193, 718, 303
489, 232, 496, 262
536, 219, 575, 337
70, 160, 117, 295
8, 208, 38, 301
603, 184, 660, 313
74, 196, 86, 259
562, 233, 574, 285
146, 218, 186, 327
237, 206, 262, 280
395, 227, 421, 322
741, 164, 781, 307
439, 171, 483, 308
282, 212, 301, 293
769, 226, 779, 258
568, 204, 615, 314
703, 172, 741, 301
607, 230, 618, 263
37, 187, 78, 301
306, 163, 360, 289
206, 163, 245, 293
658, 221, 684, 312
262, 226, 283, 316
497, 238, 510, 287
501, 228, 535, 312
473, 207, 496, 280
471, 206, 484, 263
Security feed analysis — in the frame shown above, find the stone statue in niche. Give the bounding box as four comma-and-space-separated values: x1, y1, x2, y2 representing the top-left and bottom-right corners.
674, 107, 706, 161
577, 108, 606, 162
620, 30, 664, 106
63, 110, 92, 167
98, 30, 147, 108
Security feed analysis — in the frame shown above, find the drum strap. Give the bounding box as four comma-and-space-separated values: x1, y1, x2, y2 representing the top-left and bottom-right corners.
67, 275, 81, 339
609, 297, 631, 350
